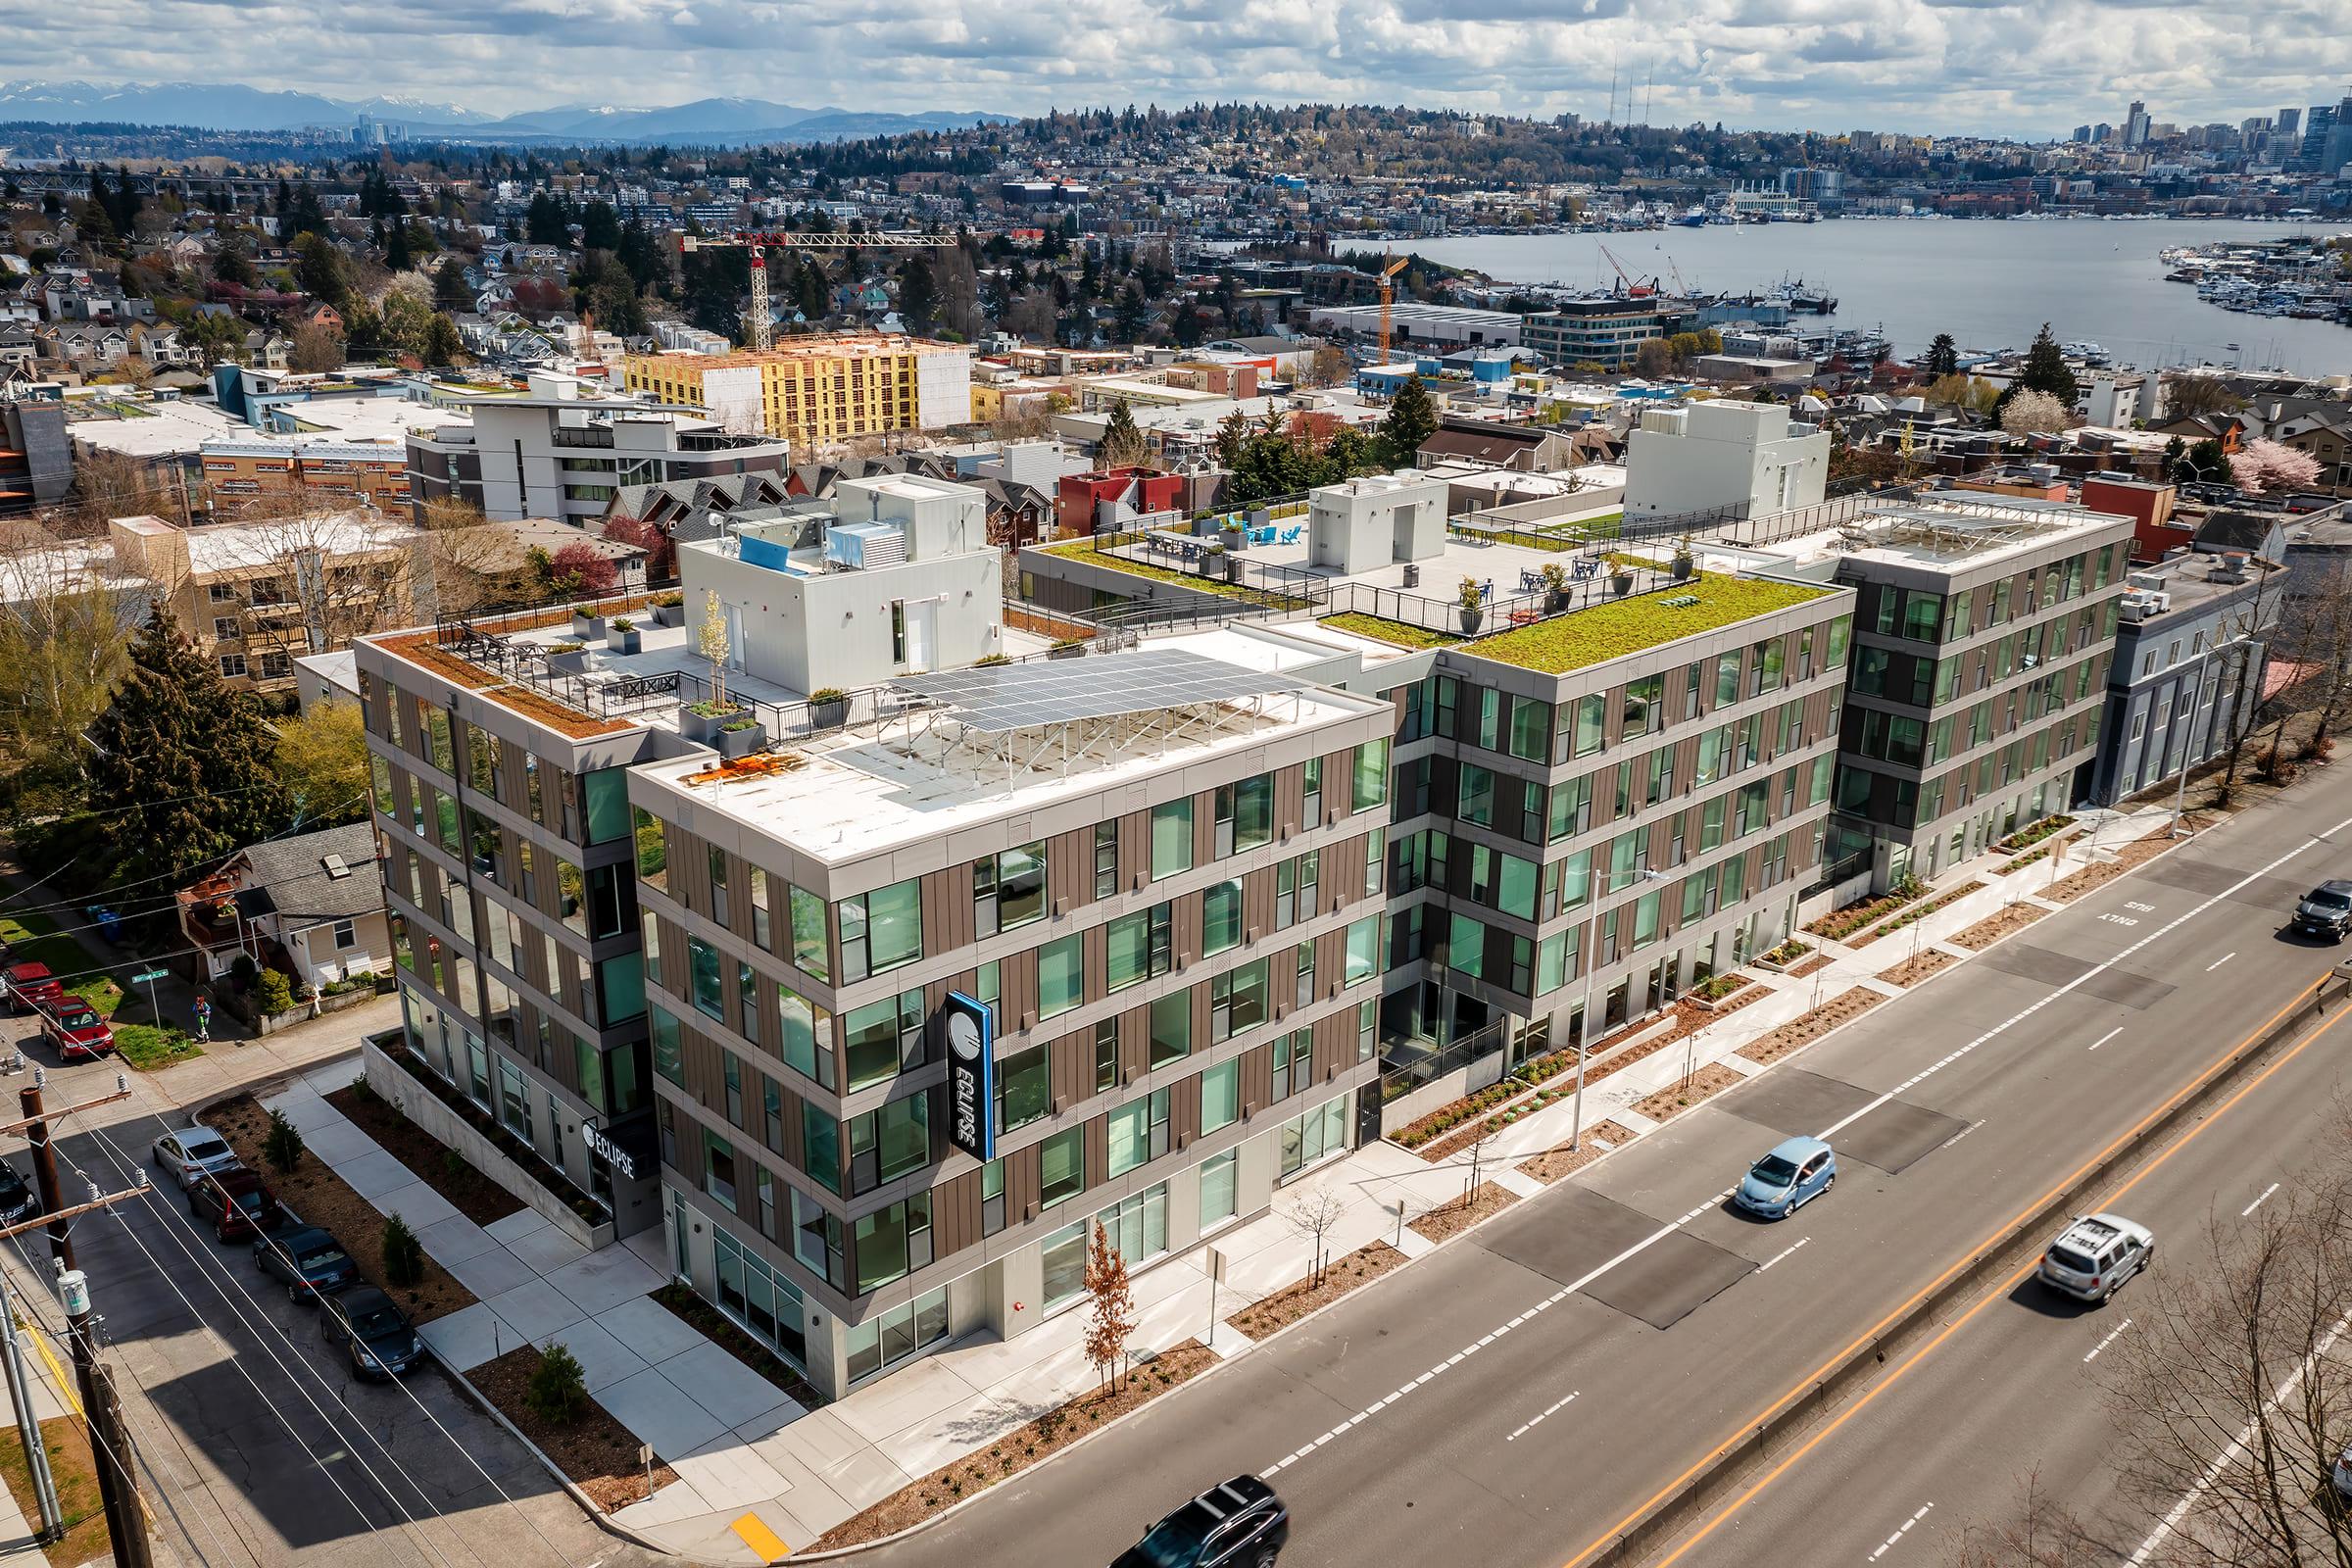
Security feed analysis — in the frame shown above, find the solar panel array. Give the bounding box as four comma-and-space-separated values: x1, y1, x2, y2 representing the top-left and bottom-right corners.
891, 648, 1303, 734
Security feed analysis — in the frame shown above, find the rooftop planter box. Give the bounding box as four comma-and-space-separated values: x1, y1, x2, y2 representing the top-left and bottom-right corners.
569, 610, 605, 641
681, 700, 748, 745
649, 595, 687, 628
604, 618, 642, 656
544, 641, 590, 675
716, 718, 766, 760
808, 689, 849, 729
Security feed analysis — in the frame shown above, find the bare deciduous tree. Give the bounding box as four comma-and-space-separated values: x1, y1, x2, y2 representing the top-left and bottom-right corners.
1081, 1220, 1138, 1394
1279, 1183, 1348, 1289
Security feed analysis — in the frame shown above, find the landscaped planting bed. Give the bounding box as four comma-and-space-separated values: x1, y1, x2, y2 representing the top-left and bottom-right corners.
1803, 878, 1929, 942
1408, 1181, 1519, 1243
1852, 881, 1984, 947
1786, 953, 1835, 979
1687, 971, 1756, 1006
1735, 988, 1886, 1067
326, 1081, 525, 1228
1518, 1120, 1638, 1184
1469, 575, 1834, 674
1632, 1062, 1744, 1122
1754, 940, 1813, 971
1226, 1241, 1409, 1341
650, 1282, 827, 1410
1417, 1085, 1574, 1163
1877, 949, 1958, 988
810, 1342, 1219, 1549
1995, 833, 2079, 875
1992, 813, 2077, 854
2047, 818, 2211, 903
1318, 612, 1463, 649
469, 1345, 678, 1510
1952, 903, 2052, 950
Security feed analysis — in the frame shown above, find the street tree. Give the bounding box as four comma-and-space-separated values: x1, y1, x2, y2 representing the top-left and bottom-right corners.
82, 605, 290, 888
1279, 1183, 1348, 1289
263, 1108, 305, 1175
1081, 1219, 1138, 1394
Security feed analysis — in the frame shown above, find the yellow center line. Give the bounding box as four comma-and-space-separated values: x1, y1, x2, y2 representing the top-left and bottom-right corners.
1559, 974, 2336, 1568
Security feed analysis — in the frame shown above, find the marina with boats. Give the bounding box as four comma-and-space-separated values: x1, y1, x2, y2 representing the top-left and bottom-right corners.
2160, 232, 2352, 322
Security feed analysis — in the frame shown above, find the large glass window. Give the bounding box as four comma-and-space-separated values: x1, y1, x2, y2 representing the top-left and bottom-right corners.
789, 885, 829, 981
844, 991, 924, 1092
1105, 1088, 1170, 1178
1346, 916, 1380, 984
1214, 774, 1274, 858
704, 1130, 738, 1212
853, 1194, 932, 1294
1200, 1059, 1239, 1134
841, 878, 921, 981
1098, 1183, 1168, 1267
1039, 1126, 1085, 1209
1279, 1095, 1349, 1179
973, 842, 1047, 937
1041, 1218, 1091, 1312
1508, 697, 1548, 762
803, 1104, 841, 1194
1351, 739, 1390, 812
849, 1097, 930, 1191
595, 953, 644, 1023
1151, 800, 1194, 880
1210, 959, 1268, 1042
651, 1004, 683, 1085
1094, 820, 1120, 899
631, 808, 667, 895
1106, 903, 1170, 992
997, 1042, 1049, 1133
845, 1287, 947, 1384
714, 1231, 808, 1368
1201, 880, 1244, 956
777, 985, 831, 1087
1200, 1152, 1238, 1228
1150, 991, 1192, 1067
1038, 932, 1084, 1019
582, 769, 631, 844
687, 936, 723, 1019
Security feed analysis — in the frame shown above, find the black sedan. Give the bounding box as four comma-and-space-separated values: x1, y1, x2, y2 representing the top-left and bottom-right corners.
0, 1163, 38, 1226
253, 1226, 356, 1303
1115, 1476, 1289, 1568
320, 1288, 423, 1380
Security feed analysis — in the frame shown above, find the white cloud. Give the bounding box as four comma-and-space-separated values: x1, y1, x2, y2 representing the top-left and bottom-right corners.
5, 0, 2350, 133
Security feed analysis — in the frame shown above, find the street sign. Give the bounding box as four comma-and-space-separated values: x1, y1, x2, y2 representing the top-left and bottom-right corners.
127, 971, 167, 985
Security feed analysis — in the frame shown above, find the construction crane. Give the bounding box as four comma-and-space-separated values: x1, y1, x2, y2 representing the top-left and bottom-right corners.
677, 230, 959, 351
1596, 243, 1656, 299
1663, 256, 1691, 297
1377, 254, 1409, 366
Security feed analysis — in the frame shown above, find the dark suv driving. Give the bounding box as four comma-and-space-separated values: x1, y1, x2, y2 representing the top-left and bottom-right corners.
1114, 1476, 1289, 1568
2295, 880, 2352, 941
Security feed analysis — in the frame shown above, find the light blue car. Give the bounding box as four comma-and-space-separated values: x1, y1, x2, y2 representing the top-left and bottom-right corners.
1734, 1135, 1837, 1219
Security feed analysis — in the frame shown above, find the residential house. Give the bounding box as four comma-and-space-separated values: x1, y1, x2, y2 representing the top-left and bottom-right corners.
176, 821, 390, 991
1415, 416, 1580, 473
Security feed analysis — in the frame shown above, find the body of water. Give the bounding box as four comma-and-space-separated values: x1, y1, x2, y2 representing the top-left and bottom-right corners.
1411, 219, 2352, 376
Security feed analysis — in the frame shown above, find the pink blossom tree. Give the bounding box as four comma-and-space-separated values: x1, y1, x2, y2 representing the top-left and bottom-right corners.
2229, 439, 2324, 498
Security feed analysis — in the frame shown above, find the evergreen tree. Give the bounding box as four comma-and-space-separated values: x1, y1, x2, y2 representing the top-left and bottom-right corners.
579, 200, 622, 253
2000, 323, 2079, 413
384, 220, 414, 272
898, 255, 937, 332
1378, 374, 1439, 467
213, 239, 255, 289
433, 256, 473, 312
111, 166, 140, 235
1114, 283, 1150, 345
83, 607, 290, 889
1099, 398, 1149, 468
1923, 333, 1959, 378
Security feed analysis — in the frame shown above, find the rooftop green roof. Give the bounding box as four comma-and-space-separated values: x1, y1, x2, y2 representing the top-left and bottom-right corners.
1465, 574, 1838, 674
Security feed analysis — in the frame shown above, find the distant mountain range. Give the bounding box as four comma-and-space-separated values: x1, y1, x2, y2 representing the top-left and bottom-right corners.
0, 81, 1005, 146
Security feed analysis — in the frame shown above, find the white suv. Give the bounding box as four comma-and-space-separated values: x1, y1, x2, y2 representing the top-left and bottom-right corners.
2039, 1213, 2155, 1304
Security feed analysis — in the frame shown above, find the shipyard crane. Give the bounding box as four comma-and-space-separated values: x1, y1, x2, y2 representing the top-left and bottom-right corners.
1664, 256, 1691, 297
1595, 243, 1656, 298
677, 230, 959, 351
1377, 254, 1410, 366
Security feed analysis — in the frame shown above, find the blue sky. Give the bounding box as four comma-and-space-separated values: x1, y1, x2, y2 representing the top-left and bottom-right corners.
4, 0, 2347, 137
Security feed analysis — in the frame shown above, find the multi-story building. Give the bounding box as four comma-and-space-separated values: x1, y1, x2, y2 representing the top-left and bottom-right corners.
0, 399, 70, 514
1519, 299, 1687, 371
404, 372, 791, 525
199, 437, 414, 513
1736, 495, 2134, 889
2085, 552, 2276, 806
621, 336, 974, 455
1623, 401, 1830, 522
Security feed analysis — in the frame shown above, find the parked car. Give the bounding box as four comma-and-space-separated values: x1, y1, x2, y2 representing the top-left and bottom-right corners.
320, 1288, 423, 1380
1, 961, 62, 1017
2333, 1443, 2352, 1501
2038, 1213, 2156, 1304
0, 1163, 38, 1225
254, 1226, 355, 1303
39, 1002, 114, 1062
2294, 880, 2352, 941
1732, 1136, 1838, 1220
188, 1166, 284, 1242
1114, 1476, 1290, 1568
152, 1126, 241, 1191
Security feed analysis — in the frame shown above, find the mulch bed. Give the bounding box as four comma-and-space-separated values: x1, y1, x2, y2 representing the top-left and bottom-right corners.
650, 1282, 828, 1410
201, 1093, 475, 1324
1736, 987, 1887, 1068
1803, 884, 1928, 942
1850, 881, 1985, 947
1408, 1182, 1519, 1244
1632, 1061, 1745, 1122
1786, 953, 1835, 979
809, 1341, 1218, 1550
1416, 1086, 1573, 1164
1518, 1120, 1638, 1184
468, 1345, 679, 1511
2048, 819, 2212, 904
1877, 949, 1959, 988
1226, 1241, 1409, 1341
1687, 973, 1758, 1007
325, 1083, 525, 1228
1951, 903, 2053, 950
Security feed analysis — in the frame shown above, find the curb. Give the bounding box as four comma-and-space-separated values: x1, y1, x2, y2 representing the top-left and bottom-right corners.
1586, 968, 2348, 1568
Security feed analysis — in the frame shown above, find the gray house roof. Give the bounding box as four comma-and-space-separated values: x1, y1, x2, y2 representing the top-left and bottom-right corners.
233, 821, 381, 928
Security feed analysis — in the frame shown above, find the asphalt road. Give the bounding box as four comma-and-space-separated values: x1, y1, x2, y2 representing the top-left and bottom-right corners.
0, 1048, 661, 1568
1650, 953, 2352, 1568
869, 778, 2352, 1568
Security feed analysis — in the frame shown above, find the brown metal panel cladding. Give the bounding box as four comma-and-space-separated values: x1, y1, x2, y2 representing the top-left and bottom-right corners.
1171, 1073, 1200, 1150
1276, 762, 1303, 840
1050, 1026, 1089, 1108
1744, 844, 1765, 889
1083, 1112, 1107, 1189
1119, 1001, 1150, 1084
1004, 945, 1039, 1030
923, 865, 967, 958
1602, 682, 1625, 749
1243, 867, 1275, 943
1315, 925, 1346, 1003
1191, 972, 1211, 1054
1082, 920, 1108, 1005
1049, 827, 1090, 914
1119, 809, 1148, 892
1006, 1138, 1042, 1219
777, 1080, 806, 1166
669, 1110, 706, 1186
1170, 889, 1201, 964
1239, 1041, 1273, 1117
1311, 1007, 1350, 1083
933, 1166, 980, 1257
1322, 835, 1360, 915
1192, 786, 1213, 865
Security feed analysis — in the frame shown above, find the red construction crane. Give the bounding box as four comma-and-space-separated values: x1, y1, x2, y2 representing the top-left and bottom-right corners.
1596, 243, 1656, 298
677, 230, 958, 351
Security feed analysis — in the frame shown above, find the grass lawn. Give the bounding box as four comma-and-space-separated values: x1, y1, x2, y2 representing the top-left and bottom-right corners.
1037, 539, 1309, 611
1318, 612, 1464, 649
112, 1023, 205, 1070
1467, 573, 1836, 674
0, 1416, 109, 1568
0, 911, 123, 1018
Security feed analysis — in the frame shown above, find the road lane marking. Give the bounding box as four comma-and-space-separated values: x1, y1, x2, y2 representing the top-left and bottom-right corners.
2083, 1316, 2134, 1363
2089, 1027, 2124, 1052
1938, 1120, 1984, 1151
2208, 953, 2236, 971
2128, 1305, 2352, 1565
2241, 1182, 2280, 1217
1866, 1501, 1934, 1561
1758, 1237, 1812, 1272
1617, 969, 2350, 1568
1506, 1391, 1582, 1442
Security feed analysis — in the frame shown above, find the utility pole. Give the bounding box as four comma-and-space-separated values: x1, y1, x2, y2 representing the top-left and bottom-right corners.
0, 1267, 62, 1540
20, 1083, 153, 1568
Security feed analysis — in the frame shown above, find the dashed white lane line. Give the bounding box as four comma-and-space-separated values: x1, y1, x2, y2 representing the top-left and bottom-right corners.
2083, 1317, 2135, 1363
1261, 812, 2352, 1488
2088, 1027, 2124, 1052
1757, 1237, 1813, 1272
2207, 952, 2237, 972
1938, 1119, 1984, 1151
2241, 1182, 2280, 1217
1867, 1501, 1935, 1561
1505, 1391, 1582, 1442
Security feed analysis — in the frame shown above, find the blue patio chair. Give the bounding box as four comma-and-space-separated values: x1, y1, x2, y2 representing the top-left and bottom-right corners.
1520, 568, 1543, 594
1279, 524, 1303, 545
1572, 557, 1600, 580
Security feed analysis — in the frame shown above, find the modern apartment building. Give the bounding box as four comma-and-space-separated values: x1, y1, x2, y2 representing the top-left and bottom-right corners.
621, 335, 974, 454
1623, 401, 1831, 522
199, 437, 414, 513
1519, 298, 1688, 371
1735, 495, 2134, 888
2084, 551, 2275, 806
404, 371, 791, 525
